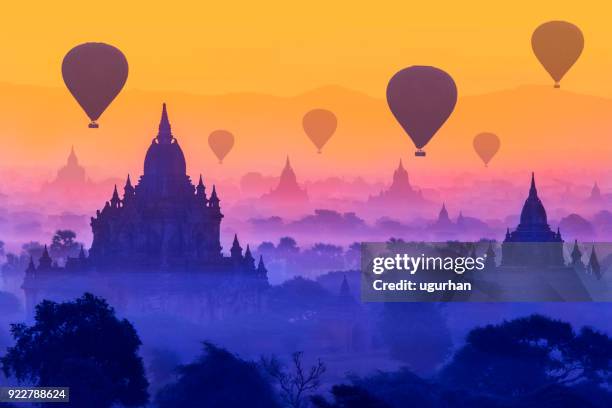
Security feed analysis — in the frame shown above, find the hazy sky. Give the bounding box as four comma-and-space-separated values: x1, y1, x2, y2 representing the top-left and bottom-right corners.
0, 1, 609, 97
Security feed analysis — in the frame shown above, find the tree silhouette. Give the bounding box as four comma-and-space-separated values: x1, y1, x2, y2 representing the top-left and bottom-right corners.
277, 237, 300, 256
313, 314, 612, 407
440, 314, 612, 396
257, 241, 276, 254
49, 229, 81, 261
261, 351, 326, 408
156, 342, 280, 408
1, 293, 148, 408
302, 243, 344, 270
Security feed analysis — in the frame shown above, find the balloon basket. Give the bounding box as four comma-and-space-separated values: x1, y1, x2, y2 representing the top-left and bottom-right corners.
88, 122, 99, 129
415, 150, 426, 157
554, 83, 560, 89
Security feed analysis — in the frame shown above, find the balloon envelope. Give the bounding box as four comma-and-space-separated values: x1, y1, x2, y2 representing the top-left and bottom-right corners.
473, 132, 500, 167
531, 21, 584, 88
302, 109, 337, 153
208, 130, 235, 163
386, 66, 457, 156
62, 42, 129, 127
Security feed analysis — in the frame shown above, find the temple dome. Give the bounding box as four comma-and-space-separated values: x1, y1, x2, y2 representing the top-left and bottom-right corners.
143, 103, 186, 176
144, 142, 186, 176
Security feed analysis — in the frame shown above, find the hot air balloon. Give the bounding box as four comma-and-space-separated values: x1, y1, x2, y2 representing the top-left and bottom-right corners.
473, 132, 500, 167
62, 42, 129, 128
531, 21, 584, 88
208, 130, 235, 164
302, 109, 337, 153
386, 66, 457, 157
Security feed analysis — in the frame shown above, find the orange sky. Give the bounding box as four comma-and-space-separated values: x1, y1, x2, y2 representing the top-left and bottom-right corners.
0, 1, 611, 182
0, 1, 610, 98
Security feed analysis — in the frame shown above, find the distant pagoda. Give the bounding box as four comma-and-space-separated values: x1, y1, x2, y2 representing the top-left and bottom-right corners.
368, 159, 426, 206
433, 203, 453, 229
42, 146, 89, 191
57, 146, 86, 184
587, 181, 603, 203
261, 156, 308, 204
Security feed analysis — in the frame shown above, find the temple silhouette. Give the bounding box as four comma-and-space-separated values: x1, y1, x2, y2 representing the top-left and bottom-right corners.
55, 146, 87, 184
432, 203, 453, 229
368, 159, 426, 207
40, 146, 123, 211
501, 173, 565, 267
41, 146, 90, 193
465, 173, 597, 301
261, 156, 308, 204
22, 104, 269, 318
27, 104, 267, 276
587, 181, 604, 204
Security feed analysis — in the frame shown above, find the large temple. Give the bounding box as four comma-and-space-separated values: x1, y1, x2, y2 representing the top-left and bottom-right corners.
501, 173, 565, 267
27, 104, 267, 276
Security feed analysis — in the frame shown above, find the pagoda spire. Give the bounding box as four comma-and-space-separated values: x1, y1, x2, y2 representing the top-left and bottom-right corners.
244, 244, 254, 260
257, 255, 267, 275
439, 202, 449, 219
25, 256, 36, 274
591, 182, 601, 200
571, 239, 583, 266
277, 155, 299, 189
231, 234, 243, 259
244, 245, 255, 268
157, 103, 173, 144
589, 245, 601, 279
209, 185, 220, 208
123, 174, 135, 200
111, 185, 121, 208
39, 245, 52, 270
529, 172, 537, 198
68, 145, 78, 166
196, 174, 207, 201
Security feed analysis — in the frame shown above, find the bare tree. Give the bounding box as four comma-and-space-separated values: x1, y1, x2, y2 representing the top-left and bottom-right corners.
262, 352, 326, 408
